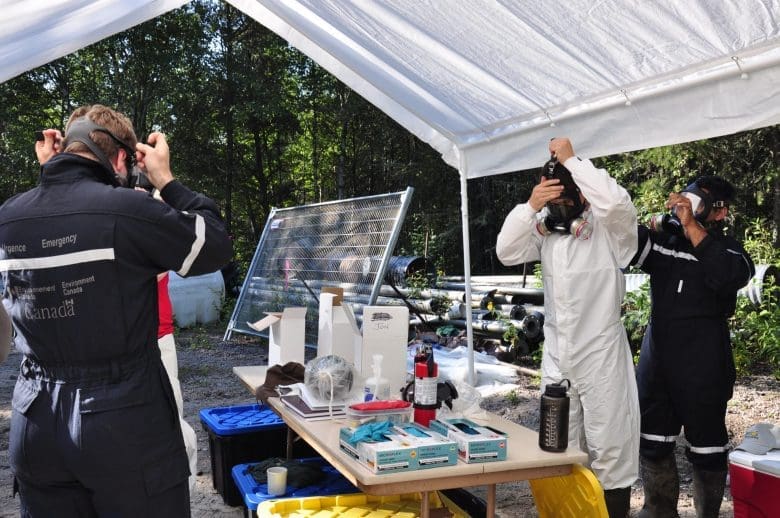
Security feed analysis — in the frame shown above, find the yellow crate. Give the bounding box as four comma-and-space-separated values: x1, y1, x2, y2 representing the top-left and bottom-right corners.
529, 464, 608, 518
256, 491, 469, 518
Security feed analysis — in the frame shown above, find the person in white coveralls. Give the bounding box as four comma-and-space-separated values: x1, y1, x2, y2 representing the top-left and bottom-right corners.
496, 137, 640, 518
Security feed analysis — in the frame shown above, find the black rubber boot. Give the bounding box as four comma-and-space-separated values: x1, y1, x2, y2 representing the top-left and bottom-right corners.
692, 467, 727, 518
637, 454, 680, 518
604, 487, 631, 518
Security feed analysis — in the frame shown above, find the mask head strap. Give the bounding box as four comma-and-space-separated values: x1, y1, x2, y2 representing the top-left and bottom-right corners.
63, 117, 136, 186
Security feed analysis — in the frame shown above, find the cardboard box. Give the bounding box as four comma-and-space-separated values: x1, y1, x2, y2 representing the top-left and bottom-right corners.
395, 422, 458, 469
361, 305, 409, 393
247, 307, 306, 367
317, 291, 361, 364
729, 449, 780, 518
428, 418, 508, 463
339, 426, 417, 474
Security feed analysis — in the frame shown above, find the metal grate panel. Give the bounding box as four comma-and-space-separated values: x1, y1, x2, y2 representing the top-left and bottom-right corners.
224, 188, 413, 344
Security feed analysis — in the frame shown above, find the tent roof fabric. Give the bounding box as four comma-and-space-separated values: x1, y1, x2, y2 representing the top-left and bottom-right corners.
2, 0, 779, 176
0, 0, 189, 87
232, 0, 780, 177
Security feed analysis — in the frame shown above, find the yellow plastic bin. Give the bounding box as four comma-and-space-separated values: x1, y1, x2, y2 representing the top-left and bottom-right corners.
529, 464, 608, 518
256, 491, 469, 517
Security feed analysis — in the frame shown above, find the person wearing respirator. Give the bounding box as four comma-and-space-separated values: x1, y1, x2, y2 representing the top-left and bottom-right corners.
1, 104, 232, 517
632, 176, 754, 518
496, 137, 640, 518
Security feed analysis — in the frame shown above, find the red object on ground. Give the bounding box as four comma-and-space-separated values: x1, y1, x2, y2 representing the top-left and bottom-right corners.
729, 450, 780, 518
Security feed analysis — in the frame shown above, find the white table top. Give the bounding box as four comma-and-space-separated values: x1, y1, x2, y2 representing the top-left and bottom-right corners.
234, 364, 589, 517
232, 365, 269, 394
266, 395, 588, 495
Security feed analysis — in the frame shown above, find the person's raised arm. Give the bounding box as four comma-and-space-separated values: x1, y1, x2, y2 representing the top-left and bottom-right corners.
135, 132, 174, 192
496, 177, 557, 265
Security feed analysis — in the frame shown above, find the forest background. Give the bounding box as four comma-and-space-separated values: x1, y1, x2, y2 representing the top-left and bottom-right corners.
0, 1, 777, 374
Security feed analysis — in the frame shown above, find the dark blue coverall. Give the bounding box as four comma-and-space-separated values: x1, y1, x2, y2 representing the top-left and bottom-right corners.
0, 153, 232, 517
632, 224, 754, 470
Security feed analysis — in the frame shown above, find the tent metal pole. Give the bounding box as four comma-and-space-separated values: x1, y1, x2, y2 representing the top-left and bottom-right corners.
458, 156, 476, 386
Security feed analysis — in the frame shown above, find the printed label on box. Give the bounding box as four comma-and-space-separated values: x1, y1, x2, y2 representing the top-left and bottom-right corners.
428, 418, 508, 463
339, 427, 417, 474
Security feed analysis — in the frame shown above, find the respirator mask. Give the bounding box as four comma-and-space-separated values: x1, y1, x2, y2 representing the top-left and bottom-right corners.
648, 181, 725, 235
63, 117, 151, 190
536, 156, 592, 240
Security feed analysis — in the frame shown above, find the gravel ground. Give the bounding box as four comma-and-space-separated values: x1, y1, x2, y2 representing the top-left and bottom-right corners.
1, 324, 778, 517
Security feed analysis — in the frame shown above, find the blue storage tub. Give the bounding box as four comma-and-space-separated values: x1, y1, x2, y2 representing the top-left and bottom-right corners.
199, 403, 284, 436
231, 457, 359, 518
199, 403, 290, 507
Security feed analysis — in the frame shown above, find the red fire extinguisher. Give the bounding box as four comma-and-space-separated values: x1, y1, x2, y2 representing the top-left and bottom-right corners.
413, 344, 438, 426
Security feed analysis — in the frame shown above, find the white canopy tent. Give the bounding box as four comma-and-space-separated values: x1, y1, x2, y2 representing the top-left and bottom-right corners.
3, 0, 780, 382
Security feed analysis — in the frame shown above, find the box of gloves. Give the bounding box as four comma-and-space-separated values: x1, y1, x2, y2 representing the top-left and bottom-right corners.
339, 424, 418, 474
428, 418, 508, 463
393, 422, 458, 469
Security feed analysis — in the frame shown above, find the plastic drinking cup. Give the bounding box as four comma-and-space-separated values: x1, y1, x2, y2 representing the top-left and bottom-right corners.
267, 466, 287, 496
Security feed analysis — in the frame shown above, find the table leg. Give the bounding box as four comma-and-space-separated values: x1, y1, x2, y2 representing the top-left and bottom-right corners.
286, 426, 293, 460
486, 483, 496, 517
421, 490, 430, 518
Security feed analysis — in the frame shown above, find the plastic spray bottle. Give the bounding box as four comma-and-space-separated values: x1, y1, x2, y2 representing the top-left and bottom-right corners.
363, 354, 390, 401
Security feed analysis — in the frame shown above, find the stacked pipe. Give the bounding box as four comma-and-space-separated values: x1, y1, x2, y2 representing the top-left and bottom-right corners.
245, 258, 775, 359
245, 257, 544, 354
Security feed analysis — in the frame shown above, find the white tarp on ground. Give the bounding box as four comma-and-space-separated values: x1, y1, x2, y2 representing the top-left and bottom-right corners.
406, 345, 520, 387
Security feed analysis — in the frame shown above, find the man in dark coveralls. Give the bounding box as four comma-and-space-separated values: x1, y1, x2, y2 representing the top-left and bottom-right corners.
632, 176, 754, 518
0, 104, 232, 517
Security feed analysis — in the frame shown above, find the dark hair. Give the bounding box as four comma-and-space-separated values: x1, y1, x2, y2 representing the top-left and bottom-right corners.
694, 176, 736, 203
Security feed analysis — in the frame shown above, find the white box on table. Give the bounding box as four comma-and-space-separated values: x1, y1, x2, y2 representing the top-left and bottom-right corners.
317, 291, 361, 365
247, 307, 306, 367
360, 306, 409, 395
394, 422, 458, 469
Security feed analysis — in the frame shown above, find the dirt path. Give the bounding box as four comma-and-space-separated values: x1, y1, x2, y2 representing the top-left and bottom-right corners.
1, 324, 778, 517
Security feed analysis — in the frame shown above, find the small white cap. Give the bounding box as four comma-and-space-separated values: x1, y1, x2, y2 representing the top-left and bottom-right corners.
736, 422, 780, 455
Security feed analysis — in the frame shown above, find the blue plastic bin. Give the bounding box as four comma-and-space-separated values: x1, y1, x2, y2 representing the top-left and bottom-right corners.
199, 403, 291, 506
231, 457, 359, 518
200, 403, 285, 437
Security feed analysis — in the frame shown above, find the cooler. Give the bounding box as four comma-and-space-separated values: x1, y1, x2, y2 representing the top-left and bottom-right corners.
728, 448, 780, 518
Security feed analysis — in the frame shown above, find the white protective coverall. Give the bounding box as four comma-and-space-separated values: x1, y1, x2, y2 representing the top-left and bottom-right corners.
496, 156, 639, 490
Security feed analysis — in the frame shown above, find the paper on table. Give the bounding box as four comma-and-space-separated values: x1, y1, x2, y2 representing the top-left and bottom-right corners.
299, 383, 355, 410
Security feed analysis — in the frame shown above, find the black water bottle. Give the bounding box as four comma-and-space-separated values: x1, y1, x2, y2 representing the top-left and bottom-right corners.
539, 379, 571, 452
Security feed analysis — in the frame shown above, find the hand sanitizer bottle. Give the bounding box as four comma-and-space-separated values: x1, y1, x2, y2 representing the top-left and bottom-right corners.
363, 354, 390, 401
